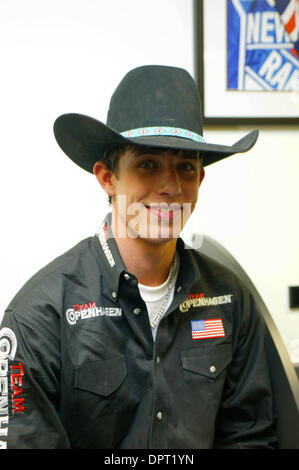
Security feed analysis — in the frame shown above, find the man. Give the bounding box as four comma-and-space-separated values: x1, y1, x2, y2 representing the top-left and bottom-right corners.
0, 65, 276, 449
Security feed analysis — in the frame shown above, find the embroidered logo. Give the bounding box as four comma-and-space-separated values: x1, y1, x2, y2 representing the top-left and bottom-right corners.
191, 318, 225, 340
98, 223, 115, 268
66, 302, 122, 325
180, 294, 233, 313
0, 327, 19, 449
11, 362, 25, 414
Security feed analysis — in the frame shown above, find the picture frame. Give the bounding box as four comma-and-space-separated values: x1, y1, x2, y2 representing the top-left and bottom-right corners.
194, 0, 299, 124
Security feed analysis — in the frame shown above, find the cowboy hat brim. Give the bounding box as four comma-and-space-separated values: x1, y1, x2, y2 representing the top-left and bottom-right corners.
54, 113, 259, 173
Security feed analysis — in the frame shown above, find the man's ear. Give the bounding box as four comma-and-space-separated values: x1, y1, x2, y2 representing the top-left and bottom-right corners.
199, 167, 205, 187
93, 161, 116, 197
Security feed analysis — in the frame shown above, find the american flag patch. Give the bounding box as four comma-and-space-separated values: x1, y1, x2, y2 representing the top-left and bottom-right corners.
191, 319, 225, 340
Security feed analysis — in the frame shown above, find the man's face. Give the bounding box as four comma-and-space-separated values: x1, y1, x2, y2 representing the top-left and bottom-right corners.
110, 146, 205, 243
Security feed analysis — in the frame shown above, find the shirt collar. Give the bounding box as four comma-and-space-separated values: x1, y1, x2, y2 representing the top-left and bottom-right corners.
92, 213, 127, 301
92, 212, 200, 301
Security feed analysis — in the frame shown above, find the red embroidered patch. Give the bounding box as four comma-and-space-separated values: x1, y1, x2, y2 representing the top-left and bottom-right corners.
188, 292, 204, 300
11, 362, 25, 414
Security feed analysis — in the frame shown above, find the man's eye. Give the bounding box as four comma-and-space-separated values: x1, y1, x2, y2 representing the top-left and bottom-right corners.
138, 160, 156, 169
178, 162, 195, 171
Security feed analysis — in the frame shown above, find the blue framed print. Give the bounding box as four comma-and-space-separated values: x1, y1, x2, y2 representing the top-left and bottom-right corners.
194, 0, 299, 124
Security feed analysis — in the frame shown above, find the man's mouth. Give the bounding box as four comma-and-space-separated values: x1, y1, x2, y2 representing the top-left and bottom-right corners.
144, 203, 182, 221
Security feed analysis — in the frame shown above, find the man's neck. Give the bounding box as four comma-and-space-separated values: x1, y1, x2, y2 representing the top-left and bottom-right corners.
113, 233, 177, 287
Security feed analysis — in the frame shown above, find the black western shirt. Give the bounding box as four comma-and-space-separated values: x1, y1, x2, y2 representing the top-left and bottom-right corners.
0, 214, 276, 449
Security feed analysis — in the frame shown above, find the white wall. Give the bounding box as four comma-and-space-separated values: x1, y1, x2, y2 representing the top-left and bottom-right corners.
1, 0, 298, 362
196, 125, 299, 362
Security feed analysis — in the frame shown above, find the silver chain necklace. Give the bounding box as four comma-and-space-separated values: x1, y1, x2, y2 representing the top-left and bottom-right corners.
150, 253, 178, 329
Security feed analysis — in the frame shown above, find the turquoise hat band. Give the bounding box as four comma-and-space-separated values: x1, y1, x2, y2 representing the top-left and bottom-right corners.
120, 126, 205, 143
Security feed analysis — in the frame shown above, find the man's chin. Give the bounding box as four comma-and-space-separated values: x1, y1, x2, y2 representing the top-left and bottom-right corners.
142, 234, 179, 244
129, 224, 182, 244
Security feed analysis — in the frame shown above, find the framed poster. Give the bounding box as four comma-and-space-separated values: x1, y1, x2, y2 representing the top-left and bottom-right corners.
194, 0, 299, 124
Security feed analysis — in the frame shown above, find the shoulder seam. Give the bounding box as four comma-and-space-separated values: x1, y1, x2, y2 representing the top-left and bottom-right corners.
5, 309, 59, 342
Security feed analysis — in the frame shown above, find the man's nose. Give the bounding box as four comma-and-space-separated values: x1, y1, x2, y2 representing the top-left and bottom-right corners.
158, 165, 182, 197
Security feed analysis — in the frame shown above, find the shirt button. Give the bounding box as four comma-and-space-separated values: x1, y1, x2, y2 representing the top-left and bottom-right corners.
209, 365, 216, 373
111, 291, 117, 299
156, 356, 160, 365
157, 411, 163, 421
124, 273, 130, 280
133, 308, 141, 315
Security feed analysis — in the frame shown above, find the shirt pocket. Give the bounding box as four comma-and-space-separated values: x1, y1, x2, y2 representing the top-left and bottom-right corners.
75, 357, 127, 396
72, 356, 137, 448
180, 344, 231, 436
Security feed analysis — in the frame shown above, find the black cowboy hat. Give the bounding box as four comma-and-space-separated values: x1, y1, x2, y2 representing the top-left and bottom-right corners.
53, 65, 258, 172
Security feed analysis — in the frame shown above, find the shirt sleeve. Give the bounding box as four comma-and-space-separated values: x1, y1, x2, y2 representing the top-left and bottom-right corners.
214, 286, 277, 449
0, 310, 70, 449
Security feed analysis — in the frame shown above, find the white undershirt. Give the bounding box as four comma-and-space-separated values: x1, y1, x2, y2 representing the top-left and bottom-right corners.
138, 253, 180, 340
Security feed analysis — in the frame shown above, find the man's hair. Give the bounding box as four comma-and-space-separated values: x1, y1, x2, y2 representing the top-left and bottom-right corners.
104, 144, 204, 204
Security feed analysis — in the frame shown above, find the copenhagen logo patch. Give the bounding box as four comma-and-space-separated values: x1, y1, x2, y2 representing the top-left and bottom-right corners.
179, 293, 233, 312
98, 223, 115, 268
191, 319, 225, 340
66, 302, 122, 325
0, 327, 25, 449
